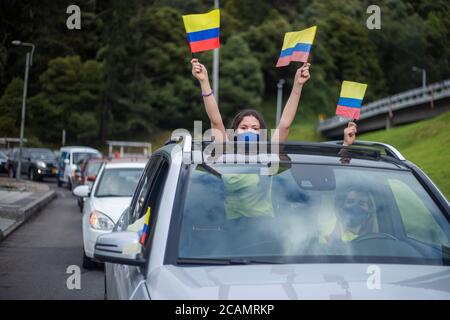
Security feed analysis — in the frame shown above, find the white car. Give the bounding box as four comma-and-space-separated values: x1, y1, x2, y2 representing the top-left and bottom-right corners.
74, 160, 146, 268
58, 146, 102, 190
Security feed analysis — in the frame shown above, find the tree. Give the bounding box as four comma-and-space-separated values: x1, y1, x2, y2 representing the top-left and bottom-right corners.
29, 56, 104, 145
219, 35, 264, 124
0, 77, 23, 136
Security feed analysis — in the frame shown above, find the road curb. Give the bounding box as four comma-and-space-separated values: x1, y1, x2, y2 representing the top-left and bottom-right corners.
0, 190, 57, 241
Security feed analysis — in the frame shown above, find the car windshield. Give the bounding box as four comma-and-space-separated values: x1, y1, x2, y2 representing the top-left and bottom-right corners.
177, 163, 450, 266
86, 162, 103, 177
30, 149, 56, 160
73, 152, 100, 164
0, 151, 6, 159
95, 168, 143, 197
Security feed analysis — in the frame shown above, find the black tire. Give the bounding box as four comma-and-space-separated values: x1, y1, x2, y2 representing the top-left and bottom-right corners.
82, 250, 96, 269
77, 197, 84, 213
57, 178, 62, 187
29, 168, 36, 181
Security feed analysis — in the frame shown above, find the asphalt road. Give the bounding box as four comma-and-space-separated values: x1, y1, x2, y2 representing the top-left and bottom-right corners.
0, 178, 104, 299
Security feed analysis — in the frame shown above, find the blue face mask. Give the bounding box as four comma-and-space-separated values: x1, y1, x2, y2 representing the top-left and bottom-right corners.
236, 132, 260, 142
338, 204, 370, 228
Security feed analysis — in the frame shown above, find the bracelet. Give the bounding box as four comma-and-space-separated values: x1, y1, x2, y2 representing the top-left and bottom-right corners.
202, 90, 214, 97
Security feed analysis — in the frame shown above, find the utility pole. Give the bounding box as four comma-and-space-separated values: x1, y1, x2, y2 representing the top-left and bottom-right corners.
213, 0, 219, 105
12, 41, 35, 180
276, 79, 285, 127
412, 66, 427, 91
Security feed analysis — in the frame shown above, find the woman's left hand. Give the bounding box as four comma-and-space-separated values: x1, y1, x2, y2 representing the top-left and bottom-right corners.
294, 62, 311, 86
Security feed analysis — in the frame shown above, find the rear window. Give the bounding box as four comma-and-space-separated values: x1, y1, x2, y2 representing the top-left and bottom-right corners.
176, 163, 450, 265
30, 149, 56, 160
73, 152, 101, 164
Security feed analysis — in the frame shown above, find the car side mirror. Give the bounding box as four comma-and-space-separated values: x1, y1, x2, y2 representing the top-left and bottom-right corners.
87, 175, 96, 182
73, 185, 90, 198
94, 231, 145, 267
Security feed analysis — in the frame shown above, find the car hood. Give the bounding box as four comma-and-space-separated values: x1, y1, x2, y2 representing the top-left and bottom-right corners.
91, 197, 131, 223
148, 263, 450, 300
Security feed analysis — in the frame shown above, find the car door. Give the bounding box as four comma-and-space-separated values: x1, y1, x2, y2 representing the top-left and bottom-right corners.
106, 155, 168, 299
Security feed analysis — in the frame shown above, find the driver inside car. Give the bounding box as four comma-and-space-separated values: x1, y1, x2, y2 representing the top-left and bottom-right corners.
319, 187, 379, 243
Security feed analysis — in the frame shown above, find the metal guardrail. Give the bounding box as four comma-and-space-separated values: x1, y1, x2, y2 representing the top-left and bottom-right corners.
317, 79, 450, 132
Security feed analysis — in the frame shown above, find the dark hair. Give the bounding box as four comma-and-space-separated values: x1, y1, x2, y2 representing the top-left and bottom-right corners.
335, 186, 375, 212
230, 109, 267, 131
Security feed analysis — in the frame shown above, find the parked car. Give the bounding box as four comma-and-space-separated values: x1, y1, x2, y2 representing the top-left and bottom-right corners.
7, 147, 58, 181
94, 136, 450, 300
74, 159, 146, 269
57, 146, 102, 190
0, 150, 8, 173
74, 158, 105, 212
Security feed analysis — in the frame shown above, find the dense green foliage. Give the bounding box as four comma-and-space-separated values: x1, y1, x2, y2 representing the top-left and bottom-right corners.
0, 0, 449, 147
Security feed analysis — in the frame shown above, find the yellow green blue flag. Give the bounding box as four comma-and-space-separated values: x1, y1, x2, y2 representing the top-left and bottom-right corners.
182, 9, 220, 53
336, 81, 368, 119
139, 207, 151, 245
276, 26, 317, 67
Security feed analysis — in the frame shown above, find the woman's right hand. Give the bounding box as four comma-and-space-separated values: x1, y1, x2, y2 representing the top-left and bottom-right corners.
191, 58, 208, 82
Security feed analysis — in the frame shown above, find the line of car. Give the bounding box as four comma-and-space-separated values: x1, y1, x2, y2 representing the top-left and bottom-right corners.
1, 146, 103, 186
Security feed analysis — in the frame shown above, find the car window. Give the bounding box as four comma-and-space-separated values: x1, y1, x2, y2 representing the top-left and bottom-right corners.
116, 157, 161, 231
73, 152, 100, 164
94, 168, 143, 197
137, 159, 170, 248
176, 163, 450, 265
389, 178, 450, 246
117, 156, 169, 247
30, 150, 56, 160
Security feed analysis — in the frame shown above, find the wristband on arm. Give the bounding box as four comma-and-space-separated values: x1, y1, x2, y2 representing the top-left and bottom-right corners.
202, 90, 214, 97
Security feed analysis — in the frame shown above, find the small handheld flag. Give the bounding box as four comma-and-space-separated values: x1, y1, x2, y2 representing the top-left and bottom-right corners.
335, 81, 368, 120
182, 9, 220, 53
276, 26, 317, 67
139, 207, 152, 245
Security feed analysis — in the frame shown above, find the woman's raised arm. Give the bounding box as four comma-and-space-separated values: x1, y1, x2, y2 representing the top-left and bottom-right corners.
272, 63, 310, 142
191, 58, 227, 141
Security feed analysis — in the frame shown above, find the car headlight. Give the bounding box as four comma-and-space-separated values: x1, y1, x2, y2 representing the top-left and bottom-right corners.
89, 211, 115, 230
37, 160, 46, 168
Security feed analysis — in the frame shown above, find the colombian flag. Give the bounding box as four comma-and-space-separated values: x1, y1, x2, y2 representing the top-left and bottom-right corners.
336, 81, 368, 120
276, 26, 317, 67
139, 207, 151, 245
182, 9, 220, 53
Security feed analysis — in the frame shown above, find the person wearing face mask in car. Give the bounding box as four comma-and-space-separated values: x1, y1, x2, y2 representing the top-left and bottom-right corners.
319, 187, 378, 243
319, 122, 379, 243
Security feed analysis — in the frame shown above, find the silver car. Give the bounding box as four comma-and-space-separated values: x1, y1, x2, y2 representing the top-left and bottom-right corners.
95, 136, 450, 300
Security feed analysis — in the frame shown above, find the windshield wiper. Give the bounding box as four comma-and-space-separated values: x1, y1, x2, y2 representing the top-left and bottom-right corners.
176, 257, 283, 265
